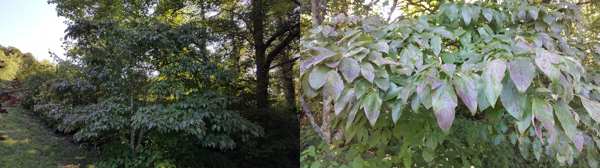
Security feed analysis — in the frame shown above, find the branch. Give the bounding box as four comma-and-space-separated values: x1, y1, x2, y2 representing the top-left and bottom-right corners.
269, 56, 300, 70
387, 0, 398, 23
576, 1, 592, 6
300, 97, 325, 141
291, 0, 301, 5
265, 27, 300, 67
265, 23, 300, 49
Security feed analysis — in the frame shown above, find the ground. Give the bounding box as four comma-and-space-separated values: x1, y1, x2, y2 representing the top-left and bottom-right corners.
0, 106, 98, 168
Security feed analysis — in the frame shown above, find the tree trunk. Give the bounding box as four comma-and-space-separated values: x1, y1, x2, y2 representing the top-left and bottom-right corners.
280, 46, 296, 113
251, 0, 269, 109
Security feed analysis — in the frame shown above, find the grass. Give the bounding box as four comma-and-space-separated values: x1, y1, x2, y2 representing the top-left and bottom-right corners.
0, 106, 99, 168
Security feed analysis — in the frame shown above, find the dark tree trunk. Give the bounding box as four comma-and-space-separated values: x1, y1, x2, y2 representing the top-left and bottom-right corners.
281, 50, 297, 113
251, 0, 269, 109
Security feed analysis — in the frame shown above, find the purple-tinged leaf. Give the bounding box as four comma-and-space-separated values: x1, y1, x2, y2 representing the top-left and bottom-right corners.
372, 41, 390, 54
363, 90, 382, 126
434, 27, 454, 39
432, 81, 457, 133
300, 57, 315, 72
324, 70, 344, 101
313, 52, 338, 66
500, 79, 526, 119
532, 97, 556, 144
482, 8, 493, 22
454, 75, 478, 115
580, 96, 600, 123
309, 65, 330, 89
554, 100, 583, 152
441, 64, 456, 76
360, 62, 376, 83
508, 57, 536, 92
535, 49, 560, 84
339, 58, 360, 82
484, 59, 507, 107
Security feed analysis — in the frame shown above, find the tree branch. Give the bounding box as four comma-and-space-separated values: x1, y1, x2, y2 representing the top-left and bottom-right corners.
265, 27, 300, 67
300, 97, 325, 141
269, 56, 299, 70
387, 0, 398, 23
265, 23, 300, 49
291, 0, 301, 5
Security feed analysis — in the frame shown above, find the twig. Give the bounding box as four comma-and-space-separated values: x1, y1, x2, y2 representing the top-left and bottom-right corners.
269, 56, 300, 70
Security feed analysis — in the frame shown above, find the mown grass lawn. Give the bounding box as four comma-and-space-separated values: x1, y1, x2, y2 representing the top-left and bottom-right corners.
0, 107, 98, 168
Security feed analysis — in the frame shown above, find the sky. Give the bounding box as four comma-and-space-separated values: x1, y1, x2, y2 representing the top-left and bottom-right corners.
0, 0, 68, 62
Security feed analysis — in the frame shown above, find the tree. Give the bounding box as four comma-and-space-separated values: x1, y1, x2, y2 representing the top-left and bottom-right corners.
300, 0, 600, 167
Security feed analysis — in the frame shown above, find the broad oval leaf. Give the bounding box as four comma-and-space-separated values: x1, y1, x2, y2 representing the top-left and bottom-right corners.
500, 78, 526, 119
454, 75, 478, 115
535, 49, 560, 84
554, 100, 583, 152
482, 8, 494, 22
360, 62, 376, 83
508, 57, 536, 92
309, 65, 330, 89
364, 90, 382, 126
339, 58, 361, 82
432, 81, 458, 133
334, 88, 355, 115
484, 59, 507, 107
462, 4, 472, 25
580, 96, 600, 123
324, 70, 344, 101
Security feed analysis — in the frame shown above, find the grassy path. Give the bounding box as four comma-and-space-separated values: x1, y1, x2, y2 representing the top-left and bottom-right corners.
0, 107, 98, 168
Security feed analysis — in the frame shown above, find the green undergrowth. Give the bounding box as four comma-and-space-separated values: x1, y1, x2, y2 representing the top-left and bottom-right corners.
0, 106, 98, 168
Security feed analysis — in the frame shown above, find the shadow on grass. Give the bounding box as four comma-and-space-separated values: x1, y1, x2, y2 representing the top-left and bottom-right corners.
0, 107, 98, 168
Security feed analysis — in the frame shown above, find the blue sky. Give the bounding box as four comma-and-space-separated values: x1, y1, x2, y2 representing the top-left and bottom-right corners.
0, 0, 67, 62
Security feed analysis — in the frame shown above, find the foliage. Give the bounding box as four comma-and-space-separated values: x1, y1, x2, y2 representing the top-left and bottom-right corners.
300, 0, 600, 167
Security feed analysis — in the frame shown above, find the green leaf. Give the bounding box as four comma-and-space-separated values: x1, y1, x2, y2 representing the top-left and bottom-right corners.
360, 62, 376, 83
482, 8, 493, 22
516, 98, 533, 134
309, 65, 330, 89
477, 75, 491, 111
335, 88, 355, 115
462, 4, 472, 25
508, 57, 536, 92
324, 70, 344, 101
422, 148, 435, 162
375, 78, 390, 90
432, 80, 457, 132
363, 90, 382, 126
392, 99, 403, 123
372, 41, 389, 54
431, 36, 442, 56
500, 78, 526, 119
543, 14, 554, 25
454, 75, 478, 115
355, 80, 373, 100
528, 6, 540, 20
532, 97, 556, 144
339, 58, 361, 83
580, 96, 600, 123
441, 64, 456, 76
352, 157, 364, 168
446, 4, 459, 21
484, 59, 506, 107
302, 70, 319, 99
533, 139, 542, 161
535, 49, 560, 84
384, 83, 401, 101
554, 100, 583, 152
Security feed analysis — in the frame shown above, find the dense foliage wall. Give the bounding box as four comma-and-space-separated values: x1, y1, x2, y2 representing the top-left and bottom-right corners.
300, 0, 600, 167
